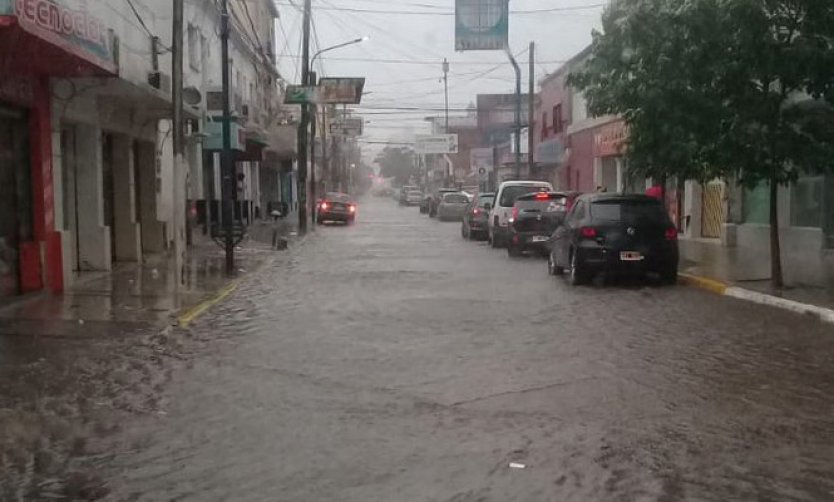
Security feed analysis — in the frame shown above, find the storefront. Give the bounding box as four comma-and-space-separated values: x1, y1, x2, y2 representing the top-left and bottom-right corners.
0, 0, 118, 297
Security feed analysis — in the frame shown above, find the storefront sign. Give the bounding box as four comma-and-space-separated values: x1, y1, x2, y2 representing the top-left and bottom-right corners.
594, 120, 628, 157
470, 147, 493, 178
204, 121, 245, 152
3, 0, 117, 73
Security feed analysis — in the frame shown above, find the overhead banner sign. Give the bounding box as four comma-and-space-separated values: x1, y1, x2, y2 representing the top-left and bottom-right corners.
317, 77, 366, 104
415, 134, 459, 155
1, 0, 118, 73
330, 118, 363, 137
455, 0, 509, 51
284, 85, 318, 104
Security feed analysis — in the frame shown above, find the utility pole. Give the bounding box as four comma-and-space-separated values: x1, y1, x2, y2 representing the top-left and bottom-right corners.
528, 42, 535, 177
220, 0, 235, 274
309, 70, 317, 227
297, 0, 312, 233
172, 0, 186, 284
505, 46, 522, 179
443, 58, 450, 132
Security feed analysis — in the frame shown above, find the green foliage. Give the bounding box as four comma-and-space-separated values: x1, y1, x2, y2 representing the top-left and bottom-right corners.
375, 147, 415, 185
569, 0, 834, 187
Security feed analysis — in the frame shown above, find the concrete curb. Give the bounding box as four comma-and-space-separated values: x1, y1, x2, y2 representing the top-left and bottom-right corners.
679, 273, 834, 325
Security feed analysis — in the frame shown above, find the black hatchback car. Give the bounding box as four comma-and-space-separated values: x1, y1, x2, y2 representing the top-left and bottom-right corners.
506, 192, 576, 257
549, 194, 679, 285
461, 192, 495, 240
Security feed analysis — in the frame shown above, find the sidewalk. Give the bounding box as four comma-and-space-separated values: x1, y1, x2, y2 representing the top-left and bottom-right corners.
0, 218, 297, 337
679, 238, 834, 315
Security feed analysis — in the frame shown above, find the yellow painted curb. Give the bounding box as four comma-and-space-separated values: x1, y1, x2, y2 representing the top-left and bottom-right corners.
678, 273, 729, 295
177, 281, 239, 328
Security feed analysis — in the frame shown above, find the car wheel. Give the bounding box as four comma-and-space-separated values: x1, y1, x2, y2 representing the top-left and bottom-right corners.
660, 265, 678, 285
548, 252, 564, 276
507, 243, 521, 257
461, 224, 468, 239
568, 250, 588, 286
490, 231, 500, 248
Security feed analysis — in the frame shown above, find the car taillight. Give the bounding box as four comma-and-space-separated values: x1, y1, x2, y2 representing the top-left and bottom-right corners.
473, 208, 480, 216
535, 192, 550, 200
665, 227, 678, 240
580, 227, 597, 239
348, 205, 356, 213
511, 207, 519, 220
320, 201, 328, 210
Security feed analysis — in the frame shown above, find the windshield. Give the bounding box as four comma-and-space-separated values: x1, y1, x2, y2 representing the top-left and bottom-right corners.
325, 193, 351, 203
499, 186, 549, 207
591, 200, 668, 224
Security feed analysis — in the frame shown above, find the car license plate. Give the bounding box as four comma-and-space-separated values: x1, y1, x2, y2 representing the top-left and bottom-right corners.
620, 251, 644, 262
531, 236, 548, 243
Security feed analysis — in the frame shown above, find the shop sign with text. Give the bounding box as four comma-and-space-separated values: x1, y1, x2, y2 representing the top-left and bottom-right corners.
594, 120, 628, 157
1, 0, 117, 73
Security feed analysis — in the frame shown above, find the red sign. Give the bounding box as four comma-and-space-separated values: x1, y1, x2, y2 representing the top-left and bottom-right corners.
13, 0, 116, 73
594, 120, 628, 157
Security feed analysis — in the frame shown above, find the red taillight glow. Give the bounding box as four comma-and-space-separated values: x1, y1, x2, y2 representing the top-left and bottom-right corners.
580, 227, 597, 239
535, 192, 550, 200
320, 201, 329, 210
473, 208, 481, 216
665, 227, 678, 240
348, 205, 356, 213
511, 207, 520, 220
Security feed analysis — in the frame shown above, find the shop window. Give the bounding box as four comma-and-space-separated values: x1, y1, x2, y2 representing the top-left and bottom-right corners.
743, 182, 769, 224
791, 176, 823, 228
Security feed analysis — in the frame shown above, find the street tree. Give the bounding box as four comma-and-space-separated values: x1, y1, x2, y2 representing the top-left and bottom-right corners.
570, 0, 834, 287
375, 146, 416, 185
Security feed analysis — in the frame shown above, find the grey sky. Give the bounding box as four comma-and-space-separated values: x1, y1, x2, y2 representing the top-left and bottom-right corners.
273, 0, 604, 161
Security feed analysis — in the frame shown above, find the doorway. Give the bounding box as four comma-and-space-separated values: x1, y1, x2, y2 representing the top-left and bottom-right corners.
0, 104, 32, 299
102, 132, 116, 262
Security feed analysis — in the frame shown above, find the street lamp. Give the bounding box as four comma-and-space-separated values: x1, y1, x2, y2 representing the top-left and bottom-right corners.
310, 36, 368, 223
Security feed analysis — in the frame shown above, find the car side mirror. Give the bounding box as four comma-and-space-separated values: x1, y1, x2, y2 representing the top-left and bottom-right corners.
483, 203, 492, 211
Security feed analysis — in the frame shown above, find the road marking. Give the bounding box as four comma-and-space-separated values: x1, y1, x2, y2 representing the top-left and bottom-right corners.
177, 282, 239, 328
677, 273, 728, 295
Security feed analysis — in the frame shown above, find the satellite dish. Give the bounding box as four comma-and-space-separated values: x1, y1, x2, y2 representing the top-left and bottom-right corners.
183, 86, 202, 106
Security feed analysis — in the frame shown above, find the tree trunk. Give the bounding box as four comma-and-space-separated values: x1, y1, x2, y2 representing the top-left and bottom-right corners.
769, 176, 784, 288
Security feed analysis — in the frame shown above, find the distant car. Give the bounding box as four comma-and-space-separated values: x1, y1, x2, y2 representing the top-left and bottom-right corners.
549, 193, 679, 285
398, 185, 419, 205
317, 192, 357, 224
428, 188, 459, 217
404, 190, 424, 206
461, 192, 495, 240
437, 192, 470, 221
488, 180, 553, 248
506, 192, 578, 257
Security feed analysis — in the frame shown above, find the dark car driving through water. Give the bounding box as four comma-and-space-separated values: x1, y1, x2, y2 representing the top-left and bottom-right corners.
317, 192, 357, 224
461, 192, 495, 240
549, 193, 679, 285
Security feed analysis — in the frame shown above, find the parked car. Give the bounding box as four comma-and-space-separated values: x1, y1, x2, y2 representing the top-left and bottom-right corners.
506, 192, 578, 257
461, 192, 495, 240
549, 193, 679, 285
437, 192, 470, 221
428, 188, 459, 217
488, 180, 553, 248
404, 190, 424, 206
317, 192, 357, 224
398, 185, 419, 205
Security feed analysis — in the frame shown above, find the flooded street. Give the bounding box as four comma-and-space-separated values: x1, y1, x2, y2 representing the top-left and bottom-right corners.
28, 196, 825, 501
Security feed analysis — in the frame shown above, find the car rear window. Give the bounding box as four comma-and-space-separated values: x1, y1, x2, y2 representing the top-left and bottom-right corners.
477, 195, 495, 208
499, 186, 549, 207
591, 200, 668, 223
326, 193, 350, 203
514, 194, 567, 212
443, 194, 468, 204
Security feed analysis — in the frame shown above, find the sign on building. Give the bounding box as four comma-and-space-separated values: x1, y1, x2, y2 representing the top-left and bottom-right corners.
415, 134, 459, 155
284, 85, 319, 105
455, 0, 509, 51
330, 118, 363, 137
470, 147, 494, 179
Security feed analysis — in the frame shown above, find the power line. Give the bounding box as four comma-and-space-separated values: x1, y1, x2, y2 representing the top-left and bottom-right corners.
280, 54, 567, 66
273, 2, 606, 15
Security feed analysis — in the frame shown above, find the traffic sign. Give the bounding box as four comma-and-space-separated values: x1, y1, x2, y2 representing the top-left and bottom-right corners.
330, 118, 363, 137
415, 134, 459, 154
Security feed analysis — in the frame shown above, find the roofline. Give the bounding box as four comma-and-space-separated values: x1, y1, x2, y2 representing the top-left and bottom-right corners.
539, 44, 594, 87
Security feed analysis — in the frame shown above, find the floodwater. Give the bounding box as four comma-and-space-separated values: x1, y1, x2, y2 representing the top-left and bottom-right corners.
3, 196, 834, 501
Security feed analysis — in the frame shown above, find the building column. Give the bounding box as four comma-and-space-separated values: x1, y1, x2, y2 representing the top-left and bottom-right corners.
111, 135, 141, 261
136, 140, 165, 253
74, 124, 110, 270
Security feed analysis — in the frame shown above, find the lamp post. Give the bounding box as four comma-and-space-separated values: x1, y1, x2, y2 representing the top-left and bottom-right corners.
309, 36, 368, 223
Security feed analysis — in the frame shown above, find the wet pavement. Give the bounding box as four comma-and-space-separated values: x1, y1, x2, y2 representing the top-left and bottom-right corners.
5, 197, 834, 501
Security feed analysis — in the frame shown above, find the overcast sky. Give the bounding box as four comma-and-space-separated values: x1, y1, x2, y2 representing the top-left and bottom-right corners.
273, 0, 605, 162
